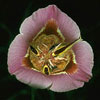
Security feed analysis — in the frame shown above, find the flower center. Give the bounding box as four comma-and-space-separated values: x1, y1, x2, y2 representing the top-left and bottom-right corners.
22, 19, 81, 75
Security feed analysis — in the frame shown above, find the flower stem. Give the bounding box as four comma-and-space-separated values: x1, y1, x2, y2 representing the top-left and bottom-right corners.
31, 88, 36, 100
49, 91, 55, 100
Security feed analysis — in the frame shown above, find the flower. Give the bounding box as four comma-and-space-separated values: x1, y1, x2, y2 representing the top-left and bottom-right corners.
8, 5, 94, 92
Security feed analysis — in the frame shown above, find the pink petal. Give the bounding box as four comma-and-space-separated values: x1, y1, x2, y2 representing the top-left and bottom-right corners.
20, 5, 80, 43
49, 74, 84, 92
14, 68, 52, 89
8, 34, 52, 89
70, 41, 94, 82
57, 8, 80, 43
8, 34, 28, 74
20, 16, 40, 42
49, 41, 93, 92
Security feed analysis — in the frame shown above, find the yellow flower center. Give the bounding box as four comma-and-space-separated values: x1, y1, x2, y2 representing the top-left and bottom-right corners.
22, 19, 81, 75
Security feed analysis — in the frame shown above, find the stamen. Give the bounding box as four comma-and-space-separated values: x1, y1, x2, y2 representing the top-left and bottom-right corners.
53, 36, 82, 56
48, 59, 54, 67
49, 44, 59, 50
37, 46, 42, 52
42, 43, 48, 48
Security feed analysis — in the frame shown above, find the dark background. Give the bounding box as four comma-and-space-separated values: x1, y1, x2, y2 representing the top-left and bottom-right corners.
0, 0, 100, 100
